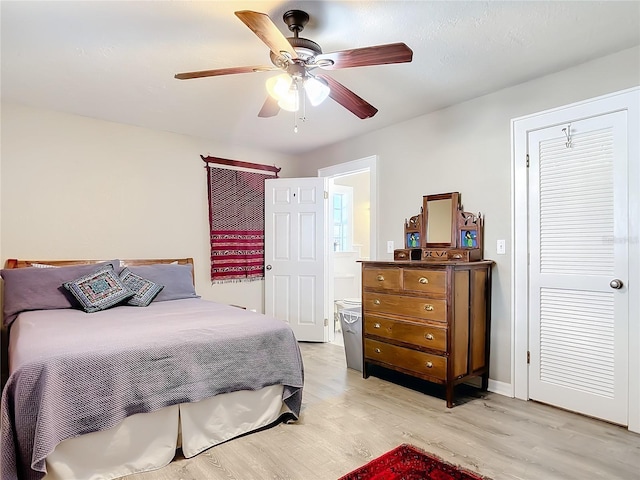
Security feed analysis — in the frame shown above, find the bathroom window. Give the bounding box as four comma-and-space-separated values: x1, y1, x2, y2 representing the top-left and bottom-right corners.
333, 185, 353, 252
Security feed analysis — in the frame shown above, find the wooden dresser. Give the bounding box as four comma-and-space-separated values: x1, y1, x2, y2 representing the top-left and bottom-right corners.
361, 260, 493, 407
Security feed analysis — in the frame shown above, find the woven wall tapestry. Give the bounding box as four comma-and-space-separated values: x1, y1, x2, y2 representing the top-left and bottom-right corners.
207, 166, 271, 283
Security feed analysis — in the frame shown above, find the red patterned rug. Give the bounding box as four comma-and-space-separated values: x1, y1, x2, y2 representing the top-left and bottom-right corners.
338, 444, 490, 480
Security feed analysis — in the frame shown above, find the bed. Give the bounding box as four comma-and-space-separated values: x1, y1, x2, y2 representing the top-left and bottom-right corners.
0, 258, 304, 480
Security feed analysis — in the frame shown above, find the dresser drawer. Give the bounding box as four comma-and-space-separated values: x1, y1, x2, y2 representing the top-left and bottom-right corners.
393, 249, 410, 261
364, 315, 447, 352
402, 269, 446, 295
365, 339, 446, 380
363, 292, 446, 323
363, 267, 402, 291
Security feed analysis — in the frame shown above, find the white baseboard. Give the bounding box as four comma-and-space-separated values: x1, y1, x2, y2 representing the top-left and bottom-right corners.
488, 379, 513, 397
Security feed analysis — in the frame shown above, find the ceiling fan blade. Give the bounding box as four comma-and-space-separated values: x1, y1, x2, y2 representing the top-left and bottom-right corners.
315, 42, 413, 70
258, 96, 280, 118
235, 10, 297, 60
175, 65, 277, 80
317, 74, 378, 119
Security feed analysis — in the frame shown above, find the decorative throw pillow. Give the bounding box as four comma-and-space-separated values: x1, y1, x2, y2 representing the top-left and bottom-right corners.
119, 267, 164, 307
63, 264, 134, 313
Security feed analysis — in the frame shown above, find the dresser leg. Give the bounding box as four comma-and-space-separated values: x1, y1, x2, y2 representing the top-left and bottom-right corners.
363, 362, 370, 379
446, 385, 455, 408
481, 373, 489, 391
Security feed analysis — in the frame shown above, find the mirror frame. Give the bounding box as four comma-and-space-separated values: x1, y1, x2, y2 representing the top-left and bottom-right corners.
422, 192, 460, 248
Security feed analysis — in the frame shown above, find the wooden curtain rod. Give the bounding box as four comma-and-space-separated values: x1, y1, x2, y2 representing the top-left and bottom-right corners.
201, 155, 281, 177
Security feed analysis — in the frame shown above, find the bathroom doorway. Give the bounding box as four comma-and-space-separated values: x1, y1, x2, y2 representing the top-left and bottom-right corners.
319, 156, 377, 345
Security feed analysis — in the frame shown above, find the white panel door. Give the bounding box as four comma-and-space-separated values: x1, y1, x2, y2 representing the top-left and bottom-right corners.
528, 112, 629, 424
264, 177, 328, 342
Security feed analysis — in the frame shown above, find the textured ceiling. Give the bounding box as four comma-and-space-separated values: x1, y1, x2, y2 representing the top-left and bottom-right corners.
2, 1, 639, 155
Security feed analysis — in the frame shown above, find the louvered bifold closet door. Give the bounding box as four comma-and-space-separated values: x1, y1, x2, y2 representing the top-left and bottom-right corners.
528, 111, 629, 425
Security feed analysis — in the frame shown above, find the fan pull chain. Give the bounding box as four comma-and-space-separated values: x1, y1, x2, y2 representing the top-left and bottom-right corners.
302, 89, 307, 121
293, 82, 306, 133
294, 86, 307, 133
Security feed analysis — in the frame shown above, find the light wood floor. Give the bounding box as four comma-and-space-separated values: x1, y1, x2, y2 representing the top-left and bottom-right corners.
126, 342, 640, 480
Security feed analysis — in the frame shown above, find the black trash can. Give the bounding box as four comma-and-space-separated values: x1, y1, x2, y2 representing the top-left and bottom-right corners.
338, 306, 363, 372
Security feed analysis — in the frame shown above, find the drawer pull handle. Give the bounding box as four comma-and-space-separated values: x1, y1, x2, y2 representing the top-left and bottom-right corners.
373, 299, 381, 305
424, 304, 434, 311
375, 348, 381, 354
397, 253, 406, 258
451, 254, 462, 259
418, 277, 429, 284
376, 275, 385, 281
426, 361, 433, 368
425, 333, 434, 340
374, 323, 381, 329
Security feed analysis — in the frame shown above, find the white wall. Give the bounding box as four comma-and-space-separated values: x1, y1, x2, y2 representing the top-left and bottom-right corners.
0, 103, 303, 312
295, 46, 640, 387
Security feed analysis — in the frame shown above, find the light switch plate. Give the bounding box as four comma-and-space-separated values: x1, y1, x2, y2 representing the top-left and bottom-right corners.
387, 240, 394, 253
497, 239, 506, 255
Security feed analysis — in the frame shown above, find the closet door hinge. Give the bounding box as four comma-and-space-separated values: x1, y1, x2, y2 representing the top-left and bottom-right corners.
527, 351, 530, 364
324, 190, 329, 199
324, 318, 329, 327
526, 154, 530, 168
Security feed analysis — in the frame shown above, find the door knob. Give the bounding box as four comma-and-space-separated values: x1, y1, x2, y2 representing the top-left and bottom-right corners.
265, 265, 272, 270
609, 279, 623, 289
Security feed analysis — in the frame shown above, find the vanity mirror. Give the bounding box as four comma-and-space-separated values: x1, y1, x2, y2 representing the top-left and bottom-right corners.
394, 191, 484, 262
422, 192, 459, 248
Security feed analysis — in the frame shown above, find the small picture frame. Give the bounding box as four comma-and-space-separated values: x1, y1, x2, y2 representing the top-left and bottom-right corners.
406, 231, 420, 248
460, 229, 478, 248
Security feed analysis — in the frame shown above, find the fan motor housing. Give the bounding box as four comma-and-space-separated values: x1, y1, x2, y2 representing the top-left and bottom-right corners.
270, 10, 322, 68
270, 37, 322, 68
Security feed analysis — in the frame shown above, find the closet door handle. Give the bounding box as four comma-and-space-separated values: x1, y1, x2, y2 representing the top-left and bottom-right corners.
610, 279, 623, 289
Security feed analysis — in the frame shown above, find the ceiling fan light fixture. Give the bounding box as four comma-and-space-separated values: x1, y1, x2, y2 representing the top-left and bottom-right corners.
304, 76, 330, 106
276, 82, 300, 112
266, 73, 293, 100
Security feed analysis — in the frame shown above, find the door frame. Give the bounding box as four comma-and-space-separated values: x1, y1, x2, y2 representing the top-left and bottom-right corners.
318, 155, 379, 342
511, 87, 640, 432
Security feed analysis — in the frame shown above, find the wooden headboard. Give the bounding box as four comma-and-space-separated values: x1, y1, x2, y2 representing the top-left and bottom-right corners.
3, 258, 195, 281
4, 258, 194, 269
0, 257, 195, 390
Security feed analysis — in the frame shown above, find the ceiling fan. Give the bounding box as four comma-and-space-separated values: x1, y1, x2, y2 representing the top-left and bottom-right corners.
174, 9, 413, 120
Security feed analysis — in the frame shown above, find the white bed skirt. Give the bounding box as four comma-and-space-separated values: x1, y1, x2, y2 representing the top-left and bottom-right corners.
44, 385, 287, 480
